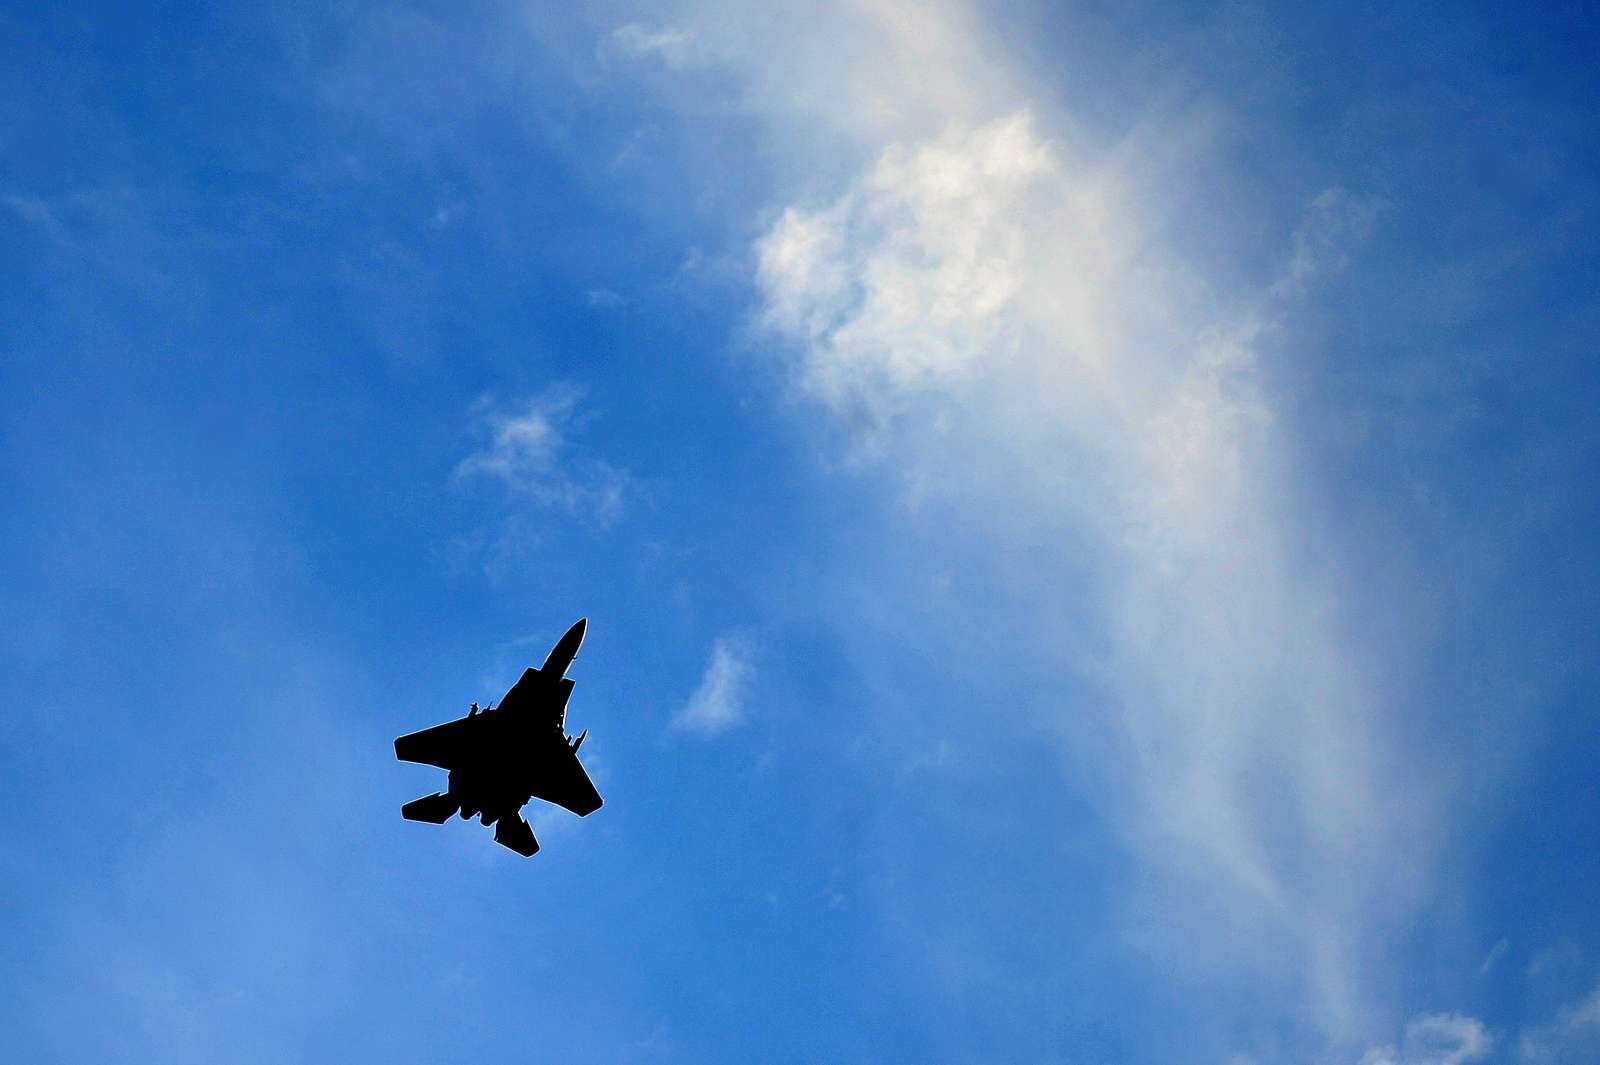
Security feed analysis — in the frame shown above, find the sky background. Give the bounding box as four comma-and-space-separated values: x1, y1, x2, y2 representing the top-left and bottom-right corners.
2, 2, 1598, 1062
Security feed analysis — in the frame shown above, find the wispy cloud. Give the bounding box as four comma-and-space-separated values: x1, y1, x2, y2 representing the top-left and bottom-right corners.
3, 191, 61, 231
429, 199, 467, 230
1569, 986, 1600, 1029
754, 95, 1412, 1026
1478, 938, 1510, 977
455, 386, 632, 527
605, 24, 699, 69
1516, 981, 1600, 1062
1274, 187, 1388, 299
654, 0, 1422, 1041
673, 635, 752, 735
585, 287, 626, 310
1358, 1013, 1491, 1065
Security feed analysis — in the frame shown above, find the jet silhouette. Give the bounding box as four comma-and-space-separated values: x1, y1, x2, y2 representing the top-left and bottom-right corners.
395, 618, 602, 856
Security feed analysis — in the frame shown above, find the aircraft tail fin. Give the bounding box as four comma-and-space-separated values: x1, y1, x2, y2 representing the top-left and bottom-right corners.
494, 815, 540, 857
401, 792, 458, 823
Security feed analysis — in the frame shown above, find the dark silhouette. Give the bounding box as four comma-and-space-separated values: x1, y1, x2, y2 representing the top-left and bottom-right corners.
395, 618, 603, 856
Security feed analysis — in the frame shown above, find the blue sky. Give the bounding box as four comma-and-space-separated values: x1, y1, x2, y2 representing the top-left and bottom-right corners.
2, 2, 1597, 1062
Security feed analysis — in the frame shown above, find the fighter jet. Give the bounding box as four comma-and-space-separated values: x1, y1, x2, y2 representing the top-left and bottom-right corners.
395, 618, 602, 856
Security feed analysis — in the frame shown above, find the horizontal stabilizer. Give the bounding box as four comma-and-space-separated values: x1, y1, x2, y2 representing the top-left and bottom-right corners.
401, 792, 458, 823
494, 815, 540, 857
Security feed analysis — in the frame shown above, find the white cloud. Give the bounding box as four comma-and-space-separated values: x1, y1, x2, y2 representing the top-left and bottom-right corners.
695, 3, 1422, 1044
752, 94, 1416, 1025
455, 386, 631, 527
601, 0, 1018, 161
604, 0, 1448, 1049
757, 113, 1055, 416
673, 636, 752, 735
1359, 1013, 1491, 1065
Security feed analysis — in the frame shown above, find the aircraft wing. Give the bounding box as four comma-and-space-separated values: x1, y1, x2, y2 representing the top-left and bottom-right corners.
394, 717, 474, 770
528, 748, 604, 817
498, 668, 574, 730
498, 668, 542, 713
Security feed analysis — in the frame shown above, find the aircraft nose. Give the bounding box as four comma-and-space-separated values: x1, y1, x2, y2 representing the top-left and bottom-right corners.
540, 617, 589, 676
560, 618, 587, 656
